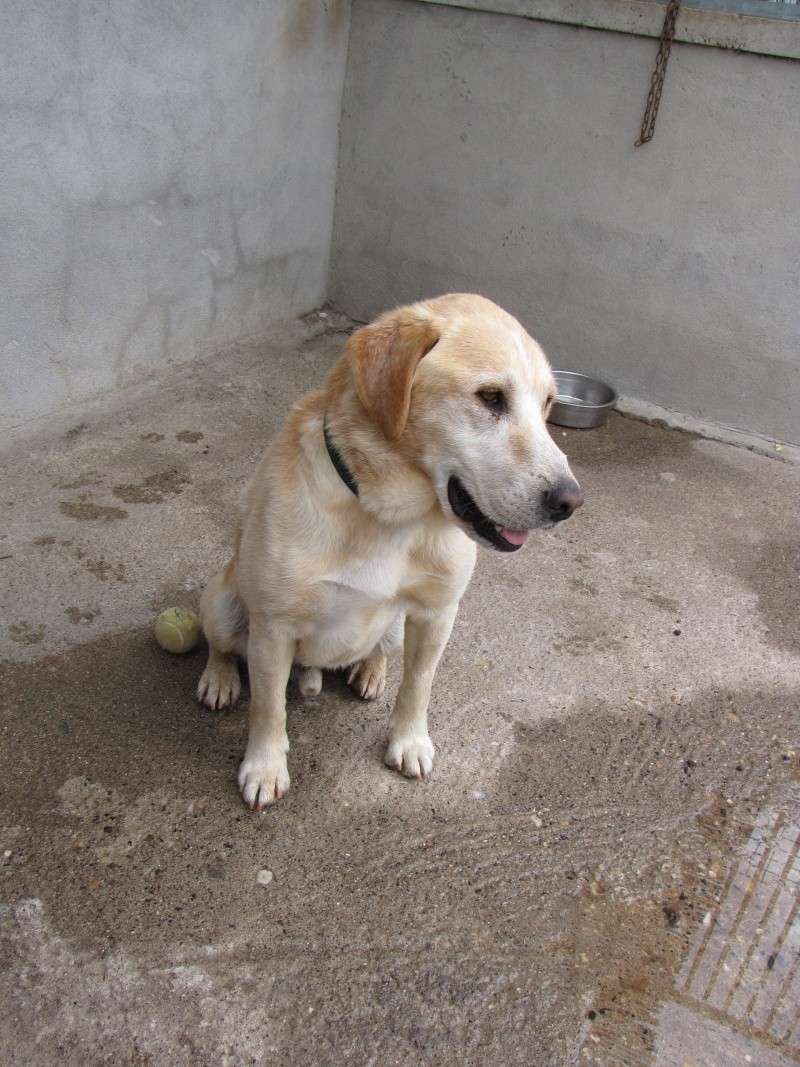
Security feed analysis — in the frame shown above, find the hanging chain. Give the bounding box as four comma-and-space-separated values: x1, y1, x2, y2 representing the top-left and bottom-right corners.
635, 0, 681, 147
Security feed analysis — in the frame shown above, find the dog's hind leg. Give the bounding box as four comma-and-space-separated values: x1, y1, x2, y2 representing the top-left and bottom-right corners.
346, 611, 403, 700
197, 561, 248, 710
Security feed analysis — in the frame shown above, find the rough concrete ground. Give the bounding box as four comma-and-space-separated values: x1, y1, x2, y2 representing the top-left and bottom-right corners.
1, 311, 799, 1066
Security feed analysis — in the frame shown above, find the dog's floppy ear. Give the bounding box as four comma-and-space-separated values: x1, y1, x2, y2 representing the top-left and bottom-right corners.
347, 309, 439, 441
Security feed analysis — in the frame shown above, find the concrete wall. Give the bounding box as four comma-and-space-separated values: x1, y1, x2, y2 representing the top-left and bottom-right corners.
331, 0, 800, 444
1, 0, 350, 436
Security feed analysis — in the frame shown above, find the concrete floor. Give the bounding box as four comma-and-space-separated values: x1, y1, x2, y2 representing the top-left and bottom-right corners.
1, 311, 799, 1066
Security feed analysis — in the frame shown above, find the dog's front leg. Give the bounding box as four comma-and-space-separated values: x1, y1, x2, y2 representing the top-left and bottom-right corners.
238, 616, 295, 810
384, 606, 458, 779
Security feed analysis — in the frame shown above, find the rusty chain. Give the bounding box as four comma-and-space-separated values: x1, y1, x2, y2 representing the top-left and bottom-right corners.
635, 0, 682, 147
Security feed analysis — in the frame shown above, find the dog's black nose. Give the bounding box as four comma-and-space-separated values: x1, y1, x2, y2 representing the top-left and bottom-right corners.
543, 480, 584, 522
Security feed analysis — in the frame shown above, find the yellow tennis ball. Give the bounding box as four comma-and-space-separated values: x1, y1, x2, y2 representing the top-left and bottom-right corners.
154, 607, 201, 654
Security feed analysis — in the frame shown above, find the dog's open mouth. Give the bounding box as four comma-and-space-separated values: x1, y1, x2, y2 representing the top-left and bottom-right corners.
447, 476, 529, 552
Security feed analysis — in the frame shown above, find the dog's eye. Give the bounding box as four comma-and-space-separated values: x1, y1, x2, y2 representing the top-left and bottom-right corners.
476, 388, 508, 416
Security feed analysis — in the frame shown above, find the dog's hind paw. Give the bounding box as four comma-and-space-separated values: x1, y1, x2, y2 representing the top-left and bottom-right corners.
197, 654, 241, 711
347, 653, 387, 700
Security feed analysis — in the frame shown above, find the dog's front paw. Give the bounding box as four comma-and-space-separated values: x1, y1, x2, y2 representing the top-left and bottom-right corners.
384, 732, 435, 779
238, 748, 290, 810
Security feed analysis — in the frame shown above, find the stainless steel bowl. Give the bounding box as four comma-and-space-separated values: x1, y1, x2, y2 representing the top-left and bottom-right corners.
548, 371, 617, 429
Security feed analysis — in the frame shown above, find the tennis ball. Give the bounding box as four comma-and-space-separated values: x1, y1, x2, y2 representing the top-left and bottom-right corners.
154, 607, 201, 654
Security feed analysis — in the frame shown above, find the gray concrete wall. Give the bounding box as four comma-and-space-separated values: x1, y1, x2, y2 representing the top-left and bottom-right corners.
1, 0, 350, 436
331, 0, 800, 444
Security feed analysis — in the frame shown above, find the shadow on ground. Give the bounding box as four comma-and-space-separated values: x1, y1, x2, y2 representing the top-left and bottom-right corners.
1, 627, 798, 1065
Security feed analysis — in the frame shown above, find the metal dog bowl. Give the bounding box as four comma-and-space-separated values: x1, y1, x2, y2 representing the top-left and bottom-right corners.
548, 371, 617, 429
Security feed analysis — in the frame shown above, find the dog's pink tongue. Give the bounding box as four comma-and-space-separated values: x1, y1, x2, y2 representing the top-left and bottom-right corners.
500, 528, 529, 546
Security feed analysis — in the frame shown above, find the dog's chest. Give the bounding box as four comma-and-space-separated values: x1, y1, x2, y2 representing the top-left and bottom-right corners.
295, 552, 408, 669
327, 553, 406, 602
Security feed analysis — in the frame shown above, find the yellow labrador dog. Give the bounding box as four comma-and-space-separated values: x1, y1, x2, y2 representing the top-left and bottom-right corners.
197, 294, 583, 809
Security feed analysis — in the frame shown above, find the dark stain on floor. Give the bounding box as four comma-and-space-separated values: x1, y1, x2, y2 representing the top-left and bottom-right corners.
7, 622, 45, 645
558, 414, 700, 472
64, 606, 101, 625
712, 535, 800, 655
59, 501, 129, 523
508, 690, 798, 825
112, 469, 190, 505
628, 575, 682, 616
84, 558, 127, 583
55, 474, 104, 490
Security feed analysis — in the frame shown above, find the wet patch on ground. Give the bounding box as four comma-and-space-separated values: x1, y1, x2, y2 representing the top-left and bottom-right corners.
55, 474, 104, 491
627, 574, 682, 617
83, 558, 128, 583
557, 414, 700, 472
59, 501, 129, 522
705, 535, 800, 656
64, 606, 101, 625
112, 469, 190, 505
7, 622, 45, 646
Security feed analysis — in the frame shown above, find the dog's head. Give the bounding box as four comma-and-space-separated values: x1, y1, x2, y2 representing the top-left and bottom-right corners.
348, 293, 583, 551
